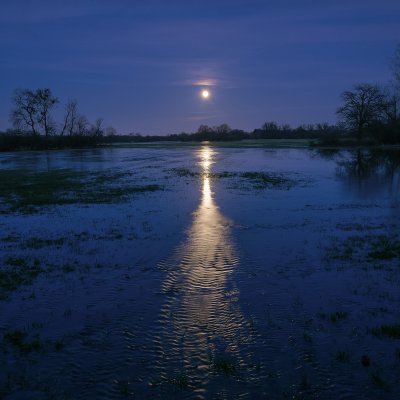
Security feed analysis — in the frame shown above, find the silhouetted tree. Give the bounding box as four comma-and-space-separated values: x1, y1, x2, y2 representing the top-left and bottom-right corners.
336, 84, 385, 140
90, 118, 104, 137
10, 88, 58, 136
60, 99, 78, 136
197, 125, 213, 134
381, 88, 399, 125
76, 115, 89, 136
10, 89, 39, 134
215, 123, 231, 134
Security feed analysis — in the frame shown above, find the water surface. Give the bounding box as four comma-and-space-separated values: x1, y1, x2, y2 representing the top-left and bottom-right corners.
1, 146, 399, 399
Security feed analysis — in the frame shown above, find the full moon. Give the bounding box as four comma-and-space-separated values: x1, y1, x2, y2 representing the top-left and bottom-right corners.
201, 89, 210, 99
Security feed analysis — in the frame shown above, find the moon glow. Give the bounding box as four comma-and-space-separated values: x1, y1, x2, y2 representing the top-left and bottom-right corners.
201, 89, 210, 99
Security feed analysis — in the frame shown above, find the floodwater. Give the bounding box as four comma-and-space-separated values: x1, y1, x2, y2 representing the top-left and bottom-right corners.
1, 145, 400, 399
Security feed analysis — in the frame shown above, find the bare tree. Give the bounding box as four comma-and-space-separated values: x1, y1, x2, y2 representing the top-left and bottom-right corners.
76, 115, 89, 136
197, 125, 213, 134
10, 88, 58, 136
10, 89, 39, 134
336, 84, 385, 140
215, 123, 231, 134
382, 87, 399, 125
90, 118, 104, 137
60, 100, 78, 136
35, 89, 58, 136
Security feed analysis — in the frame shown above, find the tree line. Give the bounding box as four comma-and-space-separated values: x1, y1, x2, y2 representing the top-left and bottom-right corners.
0, 89, 116, 150
1, 45, 399, 150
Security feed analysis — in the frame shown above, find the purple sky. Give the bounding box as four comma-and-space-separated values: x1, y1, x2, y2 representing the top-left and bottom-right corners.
1, 0, 399, 134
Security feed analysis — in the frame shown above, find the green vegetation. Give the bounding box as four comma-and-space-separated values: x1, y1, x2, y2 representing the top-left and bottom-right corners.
240, 171, 293, 189
0, 168, 162, 213
325, 234, 400, 264
361, 355, 370, 367
336, 350, 350, 362
171, 168, 294, 189
23, 237, 65, 249
0, 258, 42, 299
371, 324, 400, 338
318, 311, 349, 323
168, 373, 189, 389
371, 370, 387, 389
212, 356, 238, 375
3, 330, 42, 353
368, 236, 400, 260
303, 331, 313, 343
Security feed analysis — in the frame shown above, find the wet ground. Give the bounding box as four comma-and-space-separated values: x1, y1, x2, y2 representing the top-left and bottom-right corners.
0, 145, 400, 399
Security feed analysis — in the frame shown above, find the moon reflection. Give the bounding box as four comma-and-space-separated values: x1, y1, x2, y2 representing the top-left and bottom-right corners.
154, 146, 251, 395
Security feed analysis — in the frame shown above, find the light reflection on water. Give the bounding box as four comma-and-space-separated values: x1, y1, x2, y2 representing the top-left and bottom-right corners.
155, 146, 251, 396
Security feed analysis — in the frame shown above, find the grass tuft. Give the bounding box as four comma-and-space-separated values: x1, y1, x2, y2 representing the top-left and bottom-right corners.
371, 324, 400, 338
212, 357, 238, 375
0, 258, 43, 298
319, 311, 349, 323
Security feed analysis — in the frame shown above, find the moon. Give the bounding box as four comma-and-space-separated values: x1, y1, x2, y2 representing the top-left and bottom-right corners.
201, 89, 210, 99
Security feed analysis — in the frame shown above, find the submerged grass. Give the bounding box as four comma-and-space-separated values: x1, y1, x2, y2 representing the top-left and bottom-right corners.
325, 234, 400, 265
212, 356, 239, 376
319, 311, 349, 323
23, 237, 66, 249
171, 168, 294, 189
371, 324, 400, 338
3, 329, 42, 353
0, 168, 162, 213
0, 258, 42, 299
336, 350, 351, 362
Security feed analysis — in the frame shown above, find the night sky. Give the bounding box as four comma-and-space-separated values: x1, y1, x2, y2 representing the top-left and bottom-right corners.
1, 0, 399, 135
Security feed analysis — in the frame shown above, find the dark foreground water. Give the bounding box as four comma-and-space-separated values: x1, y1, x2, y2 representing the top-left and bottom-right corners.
0, 145, 400, 399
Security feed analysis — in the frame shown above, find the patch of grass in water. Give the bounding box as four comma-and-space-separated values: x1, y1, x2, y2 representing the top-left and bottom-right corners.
336, 350, 351, 362
54, 339, 65, 351
76, 184, 162, 204
23, 237, 65, 249
0, 258, 42, 298
168, 373, 189, 389
212, 356, 238, 376
371, 370, 388, 390
0, 169, 84, 212
325, 234, 400, 265
92, 171, 132, 184
318, 311, 349, 323
239, 171, 292, 189
0, 168, 163, 213
171, 168, 199, 177
3, 330, 42, 353
2, 234, 20, 243
371, 324, 400, 338
336, 223, 387, 232
62, 264, 75, 273
368, 235, 400, 260
171, 168, 294, 189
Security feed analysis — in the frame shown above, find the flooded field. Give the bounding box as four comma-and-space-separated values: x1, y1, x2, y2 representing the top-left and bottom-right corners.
1, 145, 400, 399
